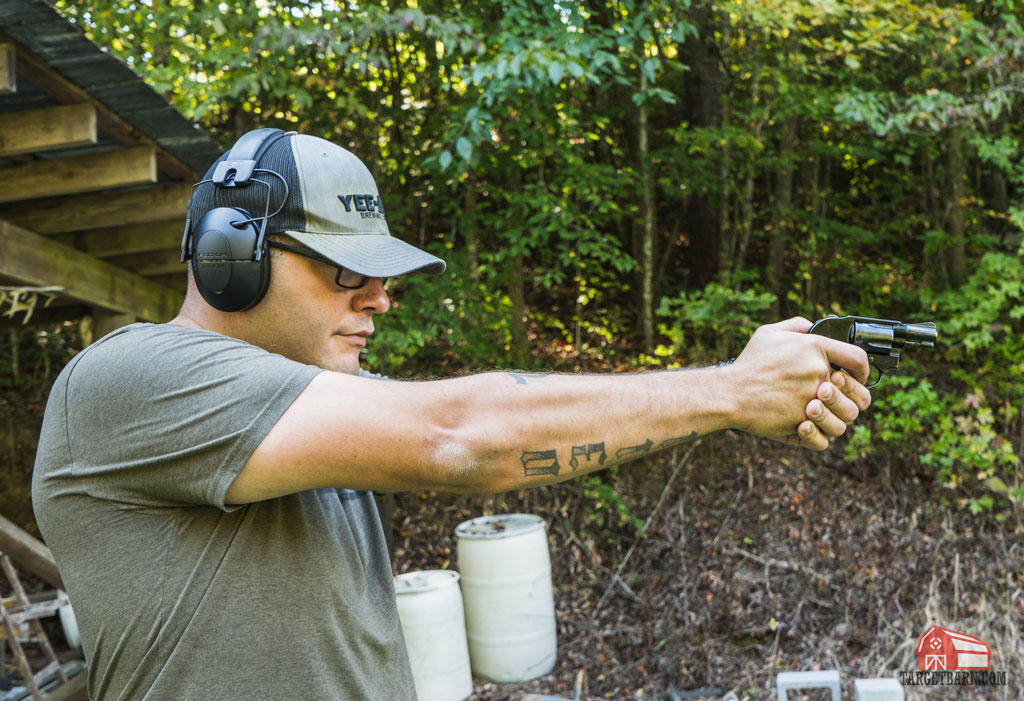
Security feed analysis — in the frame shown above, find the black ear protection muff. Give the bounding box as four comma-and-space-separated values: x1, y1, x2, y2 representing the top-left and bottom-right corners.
180, 128, 292, 312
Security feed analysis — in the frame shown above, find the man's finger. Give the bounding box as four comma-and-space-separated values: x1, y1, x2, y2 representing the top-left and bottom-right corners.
770, 316, 812, 334
815, 336, 871, 385
806, 397, 847, 437
797, 420, 828, 451
832, 370, 871, 412
817, 381, 860, 425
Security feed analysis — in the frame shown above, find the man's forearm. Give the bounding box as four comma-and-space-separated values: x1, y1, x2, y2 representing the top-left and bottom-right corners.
421, 367, 734, 493
230, 318, 869, 503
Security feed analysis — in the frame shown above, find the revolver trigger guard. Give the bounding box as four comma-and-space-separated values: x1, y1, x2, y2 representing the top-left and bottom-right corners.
830, 361, 882, 388
866, 364, 883, 389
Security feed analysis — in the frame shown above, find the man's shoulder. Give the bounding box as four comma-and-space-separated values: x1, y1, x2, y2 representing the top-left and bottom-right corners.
90, 322, 256, 354
58, 323, 296, 398
76, 323, 268, 368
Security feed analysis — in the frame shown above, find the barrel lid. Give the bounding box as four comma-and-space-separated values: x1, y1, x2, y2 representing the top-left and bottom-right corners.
394, 569, 460, 595
454, 513, 546, 540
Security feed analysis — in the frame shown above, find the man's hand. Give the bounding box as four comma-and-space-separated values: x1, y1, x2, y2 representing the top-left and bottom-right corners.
796, 369, 872, 450
725, 317, 872, 450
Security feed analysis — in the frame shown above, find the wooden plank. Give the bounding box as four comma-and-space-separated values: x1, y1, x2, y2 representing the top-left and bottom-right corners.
0, 218, 183, 322
0, 146, 157, 204
0, 103, 97, 156
53, 219, 183, 257
0, 514, 62, 590
0, 43, 15, 92
32, 660, 61, 689
2, 182, 191, 234
146, 272, 187, 295
42, 669, 89, 701
13, 50, 207, 182
10, 601, 65, 625
105, 249, 186, 277
0, 613, 39, 701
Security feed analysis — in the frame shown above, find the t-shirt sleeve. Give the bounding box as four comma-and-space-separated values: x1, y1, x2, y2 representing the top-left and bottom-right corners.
62, 325, 322, 510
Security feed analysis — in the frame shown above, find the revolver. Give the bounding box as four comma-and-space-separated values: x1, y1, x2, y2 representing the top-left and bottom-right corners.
809, 315, 937, 388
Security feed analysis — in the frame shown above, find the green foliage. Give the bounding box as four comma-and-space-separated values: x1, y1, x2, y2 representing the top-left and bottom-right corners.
846, 250, 1024, 516
581, 469, 644, 537
0, 325, 81, 401
931, 251, 1024, 355
656, 283, 776, 364
365, 250, 514, 377
49, 0, 1024, 524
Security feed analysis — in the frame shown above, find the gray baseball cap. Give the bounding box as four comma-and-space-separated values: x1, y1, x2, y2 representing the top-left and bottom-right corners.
189, 132, 446, 278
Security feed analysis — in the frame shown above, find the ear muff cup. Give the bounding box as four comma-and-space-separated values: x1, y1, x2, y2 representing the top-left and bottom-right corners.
192, 207, 271, 312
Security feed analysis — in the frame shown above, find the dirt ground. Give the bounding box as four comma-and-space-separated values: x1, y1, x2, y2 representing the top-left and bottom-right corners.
392, 433, 1023, 701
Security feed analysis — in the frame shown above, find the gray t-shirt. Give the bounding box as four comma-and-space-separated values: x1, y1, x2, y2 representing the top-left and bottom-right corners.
31, 323, 416, 700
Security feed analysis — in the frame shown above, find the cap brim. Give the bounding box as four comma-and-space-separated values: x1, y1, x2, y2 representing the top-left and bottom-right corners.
284, 231, 446, 278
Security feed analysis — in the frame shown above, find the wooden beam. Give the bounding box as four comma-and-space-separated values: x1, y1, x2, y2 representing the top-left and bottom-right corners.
13, 49, 202, 183
0, 218, 183, 322
1, 182, 190, 234
0, 103, 97, 157
0, 513, 62, 590
0, 146, 157, 204
53, 219, 183, 257
105, 248, 186, 277
0, 43, 15, 93
146, 272, 187, 295
38, 669, 88, 701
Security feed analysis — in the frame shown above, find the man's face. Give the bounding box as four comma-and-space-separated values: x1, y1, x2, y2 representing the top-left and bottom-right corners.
230, 247, 391, 374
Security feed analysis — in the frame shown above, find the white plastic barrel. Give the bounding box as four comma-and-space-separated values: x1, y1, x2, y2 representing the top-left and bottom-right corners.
56, 590, 80, 649
455, 513, 557, 682
394, 570, 473, 701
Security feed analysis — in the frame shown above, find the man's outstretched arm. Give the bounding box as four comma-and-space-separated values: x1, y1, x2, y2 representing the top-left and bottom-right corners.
225, 317, 871, 503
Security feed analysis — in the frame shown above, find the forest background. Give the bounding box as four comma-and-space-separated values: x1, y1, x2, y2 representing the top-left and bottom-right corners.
3, 0, 1023, 698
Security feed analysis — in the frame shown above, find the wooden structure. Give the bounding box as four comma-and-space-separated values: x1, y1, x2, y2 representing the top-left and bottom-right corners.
0, 0, 222, 335
1, 553, 69, 700
0, 506, 86, 700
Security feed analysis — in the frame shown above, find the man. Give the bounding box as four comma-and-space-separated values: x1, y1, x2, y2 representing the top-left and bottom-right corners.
33, 130, 870, 699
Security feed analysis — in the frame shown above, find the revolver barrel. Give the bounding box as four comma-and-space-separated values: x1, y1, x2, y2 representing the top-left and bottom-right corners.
898, 322, 937, 348
851, 320, 937, 354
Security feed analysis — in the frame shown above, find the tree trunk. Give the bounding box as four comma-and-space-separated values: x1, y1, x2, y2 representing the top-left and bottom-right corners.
947, 124, 967, 287
679, 0, 721, 287
638, 72, 657, 353
769, 117, 798, 316
732, 73, 764, 288
465, 178, 479, 286
734, 166, 756, 286
717, 96, 733, 286
509, 251, 529, 368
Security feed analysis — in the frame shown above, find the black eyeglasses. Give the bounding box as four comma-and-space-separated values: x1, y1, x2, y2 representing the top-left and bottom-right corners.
268, 240, 387, 290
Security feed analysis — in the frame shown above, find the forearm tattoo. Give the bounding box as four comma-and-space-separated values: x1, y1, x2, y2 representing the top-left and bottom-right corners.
520, 431, 698, 478
521, 449, 560, 476
615, 438, 653, 461
570, 442, 606, 471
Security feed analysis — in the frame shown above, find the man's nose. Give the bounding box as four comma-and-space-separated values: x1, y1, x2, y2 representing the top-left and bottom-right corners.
352, 278, 390, 313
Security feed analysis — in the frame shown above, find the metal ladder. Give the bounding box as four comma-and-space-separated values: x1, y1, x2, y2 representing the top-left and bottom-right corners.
0, 552, 67, 701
